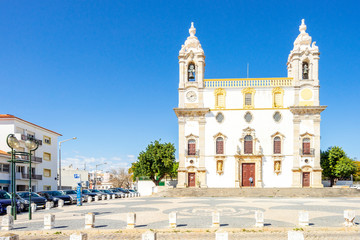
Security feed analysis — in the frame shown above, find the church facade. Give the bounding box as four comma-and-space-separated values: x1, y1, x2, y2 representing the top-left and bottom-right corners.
174, 20, 326, 188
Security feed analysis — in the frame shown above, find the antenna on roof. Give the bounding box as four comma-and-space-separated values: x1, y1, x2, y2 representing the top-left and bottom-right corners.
84, 162, 86, 170
247, 63, 249, 78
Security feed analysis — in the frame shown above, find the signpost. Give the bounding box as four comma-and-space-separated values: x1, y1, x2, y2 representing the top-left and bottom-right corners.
74, 174, 82, 206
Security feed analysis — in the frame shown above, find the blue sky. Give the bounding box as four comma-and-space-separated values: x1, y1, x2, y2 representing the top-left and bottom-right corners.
0, 1, 359, 171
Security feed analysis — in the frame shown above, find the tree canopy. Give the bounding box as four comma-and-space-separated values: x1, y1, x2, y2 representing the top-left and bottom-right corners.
321, 146, 357, 186
130, 140, 177, 186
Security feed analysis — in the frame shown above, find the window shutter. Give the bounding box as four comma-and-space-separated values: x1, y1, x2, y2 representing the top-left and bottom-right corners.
216, 138, 224, 154
188, 140, 196, 155
274, 93, 281, 107
217, 94, 225, 107
245, 93, 252, 106
303, 142, 310, 154
274, 137, 281, 154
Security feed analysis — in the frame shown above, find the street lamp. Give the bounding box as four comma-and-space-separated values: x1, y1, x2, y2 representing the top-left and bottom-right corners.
58, 137, 77, 190
94, 162, 107, 189
6, 134, 38, 220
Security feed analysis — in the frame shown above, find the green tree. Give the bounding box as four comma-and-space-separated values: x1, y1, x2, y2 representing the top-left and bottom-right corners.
321, 146, 357, 186
130, 140, 177, 186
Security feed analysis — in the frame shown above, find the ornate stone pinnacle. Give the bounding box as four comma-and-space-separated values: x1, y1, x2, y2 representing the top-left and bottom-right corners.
299, 19, 307, 33
189, 22, 196, 36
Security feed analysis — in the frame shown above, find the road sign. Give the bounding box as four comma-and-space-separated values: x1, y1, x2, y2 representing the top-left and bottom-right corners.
74, 174, 80, 179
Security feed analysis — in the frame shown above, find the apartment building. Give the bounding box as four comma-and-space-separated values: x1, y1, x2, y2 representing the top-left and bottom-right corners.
0, 114, 62, 191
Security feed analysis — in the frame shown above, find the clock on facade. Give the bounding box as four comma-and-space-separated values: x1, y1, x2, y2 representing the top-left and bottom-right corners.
186, 91, 197, 102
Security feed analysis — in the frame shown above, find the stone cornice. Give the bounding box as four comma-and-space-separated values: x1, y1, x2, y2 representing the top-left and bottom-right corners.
289, 106, 327, 115
174, 108, 210, 118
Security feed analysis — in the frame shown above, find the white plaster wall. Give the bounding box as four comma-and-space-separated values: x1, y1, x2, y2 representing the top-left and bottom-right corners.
0, 119, 60, 191
137, 180, 155, 196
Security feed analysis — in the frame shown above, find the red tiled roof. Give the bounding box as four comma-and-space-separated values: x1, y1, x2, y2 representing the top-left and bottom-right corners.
0, 114, 62, 136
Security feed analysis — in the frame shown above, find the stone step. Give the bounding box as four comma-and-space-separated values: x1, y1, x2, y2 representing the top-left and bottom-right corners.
153, 188, 360, 198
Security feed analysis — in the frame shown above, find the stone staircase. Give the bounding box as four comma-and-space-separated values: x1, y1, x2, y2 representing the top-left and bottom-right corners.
153, 187, 360, 198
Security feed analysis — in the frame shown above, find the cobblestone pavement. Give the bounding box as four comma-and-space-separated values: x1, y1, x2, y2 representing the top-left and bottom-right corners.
3, 196, 360, 239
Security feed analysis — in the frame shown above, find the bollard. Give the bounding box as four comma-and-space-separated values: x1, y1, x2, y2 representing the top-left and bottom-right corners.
69, 232, 88, 240
94, 196, 99, 201
255, 210, 264, 227
298, 211, 309, 226
6, 206, 11, 216
50, 201, 54, 208
112, 194, 116, 200
0, 233, 19, 240
212, 210, 220, 228
1, 215, 14, 231
127, 212, 136, 229
101, 195, 106, 201
142, 231, 156, 240
344, 210, 356, 227
169, 211, 177, 228
58, 199, 64, 208
107, 194, 111, 200
45, 202, 52, 210
85, 213, 95, 229
44, 214, 55, 230
87, 196, 92, 203
215, 230, 228, 240
288, 231, 304, 240
31, 203, 37, 213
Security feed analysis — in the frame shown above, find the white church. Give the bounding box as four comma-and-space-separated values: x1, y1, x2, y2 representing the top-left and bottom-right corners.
174, 20, 326, 188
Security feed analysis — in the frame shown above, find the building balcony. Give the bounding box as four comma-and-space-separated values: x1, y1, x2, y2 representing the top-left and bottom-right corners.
16, 172, 42, 180
185, 149, 200, 157
300, 148, 315, 156
20, 134, 42, 146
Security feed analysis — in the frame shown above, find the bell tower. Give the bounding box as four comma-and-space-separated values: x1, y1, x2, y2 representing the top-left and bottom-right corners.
175, 23, 209, 188
288, 19, 326, 188
287, 19, 320, 106
178, 22, 205, 108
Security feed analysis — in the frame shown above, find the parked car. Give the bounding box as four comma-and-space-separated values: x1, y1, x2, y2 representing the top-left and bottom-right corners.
89, 189, 106, 198
117, 188, 131, 197
37, 192, 60, 207
0, 191, 20, 214
16, 194, 29, 211
81, 189, 97, 200
39, 191, 72, 205
109, 188, 126, 198
17, 192, 47, 209
99, 189, 117, 198
128, 189, 140, 197
61, 190, 85, 203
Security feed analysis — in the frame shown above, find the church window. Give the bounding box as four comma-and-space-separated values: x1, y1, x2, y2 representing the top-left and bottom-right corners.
302, 62, 309, 79
214, 88, 226, 109
245, 93, 252, 106
272, 87, 284, 108
216, 137, 224, 155
188, 63, 196, 81
188, 139, 196, 155
244, 112, 253, 123
273, 112, 282, 122
242, 87, 256, 109
216, 112, 224, 123
274, 136, 281, 154
302, 138, 310, 155
244, 135, 253, 154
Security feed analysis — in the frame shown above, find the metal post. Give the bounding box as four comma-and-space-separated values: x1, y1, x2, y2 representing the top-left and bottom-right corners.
59, 143, 61, 190
11, 149, 16, 220
94, 166, 97, 190
29, 151, 32, 220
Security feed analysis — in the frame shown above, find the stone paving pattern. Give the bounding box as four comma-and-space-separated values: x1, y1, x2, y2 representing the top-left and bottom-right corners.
3, 197, 360, 239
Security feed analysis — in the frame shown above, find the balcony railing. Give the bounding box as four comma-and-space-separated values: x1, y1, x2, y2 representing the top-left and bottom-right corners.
204, 77, 293, 88
300, 148, 315, 156
185, 149, 200, 156
21, 134, 42, 145
21, 173, 42, 180
18, 155, 42, 163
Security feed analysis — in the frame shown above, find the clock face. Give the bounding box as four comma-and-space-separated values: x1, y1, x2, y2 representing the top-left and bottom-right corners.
186, 91, 197, 102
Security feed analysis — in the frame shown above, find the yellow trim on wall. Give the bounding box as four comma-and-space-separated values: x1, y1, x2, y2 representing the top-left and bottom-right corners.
210, 108, 289, 111
43, 152, 51, 161
214, 88, 226, 109
43, 168, 51, 178
272, 87, 284, 108
43, 185, 51, 191
43, 136, 51, 145
241, 87, 256, 109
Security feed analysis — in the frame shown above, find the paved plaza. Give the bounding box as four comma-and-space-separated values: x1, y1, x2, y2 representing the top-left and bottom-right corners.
5, 196, 360, 239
